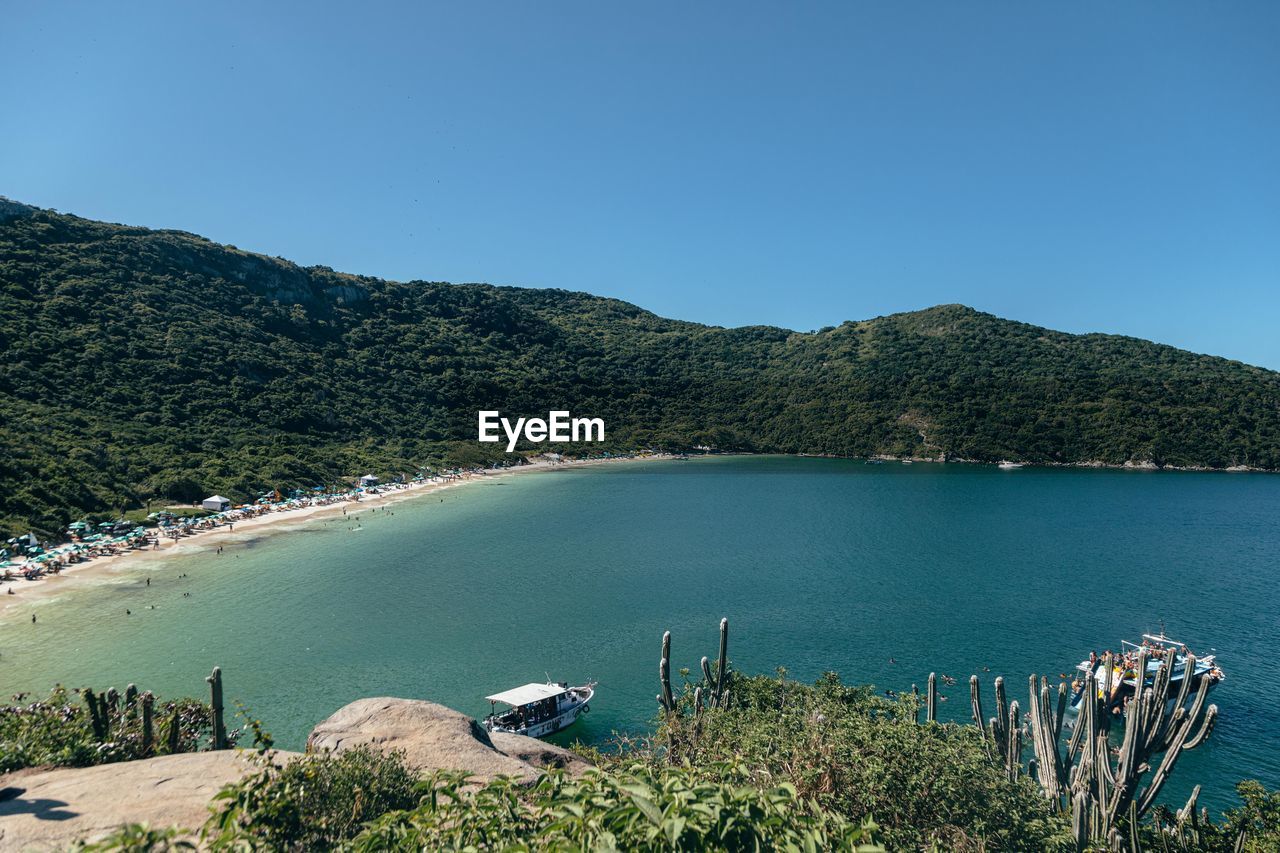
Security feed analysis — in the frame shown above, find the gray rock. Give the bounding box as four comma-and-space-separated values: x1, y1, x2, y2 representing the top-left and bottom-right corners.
307, 697, 592, 782
0, 749, 300, 851
488, 731, 592, 777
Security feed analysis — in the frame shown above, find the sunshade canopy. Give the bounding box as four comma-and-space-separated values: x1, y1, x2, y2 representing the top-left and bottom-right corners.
485, 683, 566, 706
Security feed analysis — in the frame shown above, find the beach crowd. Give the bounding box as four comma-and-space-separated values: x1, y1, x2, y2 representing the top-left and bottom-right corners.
0, 472, 468, 585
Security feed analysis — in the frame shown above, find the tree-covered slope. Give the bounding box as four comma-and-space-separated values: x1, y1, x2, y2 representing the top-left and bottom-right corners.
3, 201, 1279, 535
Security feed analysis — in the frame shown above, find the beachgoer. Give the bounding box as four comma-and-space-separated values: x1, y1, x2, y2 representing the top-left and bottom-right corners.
146, 578, 150, 586
31, 614, 36, 623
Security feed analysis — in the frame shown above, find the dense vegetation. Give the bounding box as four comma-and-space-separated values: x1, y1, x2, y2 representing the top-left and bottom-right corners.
200, 751, 879, 852
653, 672, 1065, 849
65, 673, 1278, 851
0, 685, 229, 773
5, 199, 1280, 536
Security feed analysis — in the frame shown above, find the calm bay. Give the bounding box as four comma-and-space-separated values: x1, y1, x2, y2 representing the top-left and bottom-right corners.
1, 456, 1276, 812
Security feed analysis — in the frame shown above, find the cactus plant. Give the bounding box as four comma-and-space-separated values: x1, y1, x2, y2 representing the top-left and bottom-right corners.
207, 666, 227, 750
1024, 647, 1217, 845
657, 631, 676, 714
926, 672, 937, 723
141, 691, 155, 754
1006, 700, 1022, 782
166, 703, 181, 754
657, 618, 731, 716
82, 688, 108, 740
699, 618, 731, 708
969, 675, 1022, 780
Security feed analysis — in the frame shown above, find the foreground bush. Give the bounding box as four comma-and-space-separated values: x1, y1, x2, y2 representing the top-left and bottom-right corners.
192, 749, 880, 851
203, 746, 419, 850
48, 671, 1280, 851
646, 672, 1069, 851
0, 686, 224, 772
350, 762, 879, 851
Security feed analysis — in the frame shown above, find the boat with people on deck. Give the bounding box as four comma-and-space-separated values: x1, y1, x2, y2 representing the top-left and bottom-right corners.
483, 680, 596, 738
1068, 629, 1224, 713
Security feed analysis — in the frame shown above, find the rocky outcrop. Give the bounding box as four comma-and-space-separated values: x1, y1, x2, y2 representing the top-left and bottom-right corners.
307, 697, 592, 782
0, 698, 591, 849
487, 731, 591, 775
0, 749, 300, 851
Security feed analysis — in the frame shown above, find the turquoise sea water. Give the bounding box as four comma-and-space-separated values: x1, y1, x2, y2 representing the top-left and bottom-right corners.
1, 456, 1277, 812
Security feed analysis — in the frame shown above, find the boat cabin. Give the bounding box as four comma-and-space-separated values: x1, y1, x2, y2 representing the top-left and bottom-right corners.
483, 680, 595, 738
486, 682, 570, 726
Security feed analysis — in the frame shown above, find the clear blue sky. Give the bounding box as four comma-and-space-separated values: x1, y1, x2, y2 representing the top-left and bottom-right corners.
3, 3, 1278, 366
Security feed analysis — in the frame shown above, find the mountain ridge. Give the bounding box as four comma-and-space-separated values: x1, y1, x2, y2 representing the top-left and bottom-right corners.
3, 201, 1279, 535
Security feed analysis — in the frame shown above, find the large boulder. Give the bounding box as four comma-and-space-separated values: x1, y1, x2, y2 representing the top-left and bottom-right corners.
307, 698, 591, 782
0, 749, 300, 851
487, 731, 591, 775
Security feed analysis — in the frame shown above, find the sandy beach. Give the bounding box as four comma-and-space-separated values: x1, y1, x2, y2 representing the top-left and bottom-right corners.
0, 455, 666, 619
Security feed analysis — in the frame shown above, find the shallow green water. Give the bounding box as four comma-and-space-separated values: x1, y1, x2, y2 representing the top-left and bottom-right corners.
2, 457, 1277, 812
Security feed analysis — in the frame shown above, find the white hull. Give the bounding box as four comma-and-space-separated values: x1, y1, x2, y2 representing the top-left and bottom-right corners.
484, 683, 594, 738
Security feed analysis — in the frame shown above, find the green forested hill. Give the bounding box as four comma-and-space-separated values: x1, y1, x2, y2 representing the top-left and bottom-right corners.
3, 200, 1279, 535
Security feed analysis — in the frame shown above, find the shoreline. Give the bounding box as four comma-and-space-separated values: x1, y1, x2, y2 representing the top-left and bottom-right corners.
2, 449, 1260, 617
0, 455, 670, 619
799, 453, 1270, 474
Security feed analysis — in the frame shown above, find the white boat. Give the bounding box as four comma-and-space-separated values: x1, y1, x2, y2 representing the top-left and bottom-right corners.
997, 461, 1023, 469
483, 681, 595, 738
1068, 631, 1223, 712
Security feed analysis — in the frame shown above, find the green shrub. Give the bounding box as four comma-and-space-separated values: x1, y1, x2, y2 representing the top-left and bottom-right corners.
648, 672, 1069, 851
349, 763, 881, 851
1142, 780, 1280, 852
0, 686, 221, 772
203, 746, 419, 851
76, 823, 194, 851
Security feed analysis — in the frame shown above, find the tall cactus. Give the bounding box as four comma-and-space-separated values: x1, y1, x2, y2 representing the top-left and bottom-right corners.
140, 691, 155, 755
1006, 700, 1022, 782
657, 631, 676, 714
657, 618, 731, 716
970, 675, 1021, 779
82, 688, 108, 741
1024, 647, 1218, 844
166, 703, 181, 754
700, 617, 730, 708
207, 666, 227, 750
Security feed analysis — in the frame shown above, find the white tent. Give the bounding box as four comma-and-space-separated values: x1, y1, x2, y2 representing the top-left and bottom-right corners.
202, 495, 231, 512
359, 474, 380, 486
